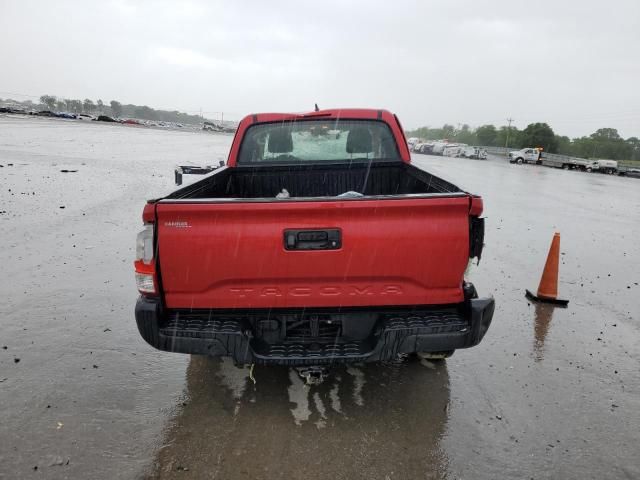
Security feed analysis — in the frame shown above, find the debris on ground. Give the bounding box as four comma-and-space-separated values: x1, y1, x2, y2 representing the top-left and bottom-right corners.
47, 455, 69, 466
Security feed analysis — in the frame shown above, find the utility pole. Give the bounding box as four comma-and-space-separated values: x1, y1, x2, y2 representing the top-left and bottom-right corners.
505, 117, 514, 148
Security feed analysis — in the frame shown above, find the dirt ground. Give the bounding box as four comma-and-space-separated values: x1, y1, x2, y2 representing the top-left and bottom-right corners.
1, 116, 639, 480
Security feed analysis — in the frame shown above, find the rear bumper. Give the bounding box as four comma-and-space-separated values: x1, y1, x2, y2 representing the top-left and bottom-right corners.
135, 294, 494, 366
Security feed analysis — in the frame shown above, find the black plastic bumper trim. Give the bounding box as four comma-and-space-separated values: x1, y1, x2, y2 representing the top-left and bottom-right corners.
135, 295, 495, 366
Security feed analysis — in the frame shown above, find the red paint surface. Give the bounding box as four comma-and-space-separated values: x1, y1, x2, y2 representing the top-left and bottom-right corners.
156, 198, 470, 308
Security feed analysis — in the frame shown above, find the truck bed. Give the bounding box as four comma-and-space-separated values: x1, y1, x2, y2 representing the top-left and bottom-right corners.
164, 162, 463, 200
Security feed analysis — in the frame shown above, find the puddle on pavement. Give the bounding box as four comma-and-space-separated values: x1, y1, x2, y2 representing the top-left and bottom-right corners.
533, 302, 556, 361
145, 355, 451, 479
287, 368, 312, 425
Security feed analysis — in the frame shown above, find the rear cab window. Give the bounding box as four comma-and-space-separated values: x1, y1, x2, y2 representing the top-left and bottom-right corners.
237, 119, 401, 164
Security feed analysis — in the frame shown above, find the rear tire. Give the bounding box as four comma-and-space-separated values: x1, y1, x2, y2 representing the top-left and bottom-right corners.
563, 164, 569, 170
586, 167, 593, 172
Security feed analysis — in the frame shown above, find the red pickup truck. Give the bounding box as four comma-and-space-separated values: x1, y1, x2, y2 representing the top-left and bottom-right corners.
134, 109, 493, 374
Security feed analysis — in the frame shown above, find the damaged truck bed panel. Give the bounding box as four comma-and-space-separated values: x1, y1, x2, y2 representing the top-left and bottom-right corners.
134, 108, 494, 366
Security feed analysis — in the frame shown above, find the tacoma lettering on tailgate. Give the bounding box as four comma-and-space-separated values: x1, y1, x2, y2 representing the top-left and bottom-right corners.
228, 285, 404, 298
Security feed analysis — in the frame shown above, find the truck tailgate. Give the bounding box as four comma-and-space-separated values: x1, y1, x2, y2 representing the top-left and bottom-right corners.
155, 197, 471, 309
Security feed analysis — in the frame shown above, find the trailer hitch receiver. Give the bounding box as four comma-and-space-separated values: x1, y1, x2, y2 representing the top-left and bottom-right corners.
295, 366, 329, 385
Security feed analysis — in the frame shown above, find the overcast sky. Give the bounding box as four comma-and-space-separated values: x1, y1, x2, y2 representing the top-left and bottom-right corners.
1, 0, 639, 137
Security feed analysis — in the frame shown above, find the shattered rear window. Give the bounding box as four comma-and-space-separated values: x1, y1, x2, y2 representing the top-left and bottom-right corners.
237, 119, 401, 164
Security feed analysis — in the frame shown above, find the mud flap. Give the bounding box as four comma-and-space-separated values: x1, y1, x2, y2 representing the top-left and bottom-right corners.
469, 216, 485, 264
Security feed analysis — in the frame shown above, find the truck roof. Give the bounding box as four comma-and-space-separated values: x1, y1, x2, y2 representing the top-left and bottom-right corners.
240, 108, 396, 123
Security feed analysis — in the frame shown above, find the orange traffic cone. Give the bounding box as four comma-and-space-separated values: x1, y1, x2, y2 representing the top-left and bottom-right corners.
525, 232, 569, 307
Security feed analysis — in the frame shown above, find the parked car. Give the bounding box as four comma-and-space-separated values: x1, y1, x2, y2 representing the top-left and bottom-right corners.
586, 159, 618, 174
418, 142, 434, 154
412, 142, 433, 154
0, 107, 26, 114
619, 167, 640, 178
96, 115, 118, 122
410, 142, 423, 152
203, 121, 225, 132
406, 137, 421, 150
133, 108, 494, 380
509, 148, 542, 164
461, 147, 487, 159
442, 144, 466, 157
431, 141, 449, 155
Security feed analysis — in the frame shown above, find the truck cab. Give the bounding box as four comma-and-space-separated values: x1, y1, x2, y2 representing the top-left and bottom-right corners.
509, 148, 542, 165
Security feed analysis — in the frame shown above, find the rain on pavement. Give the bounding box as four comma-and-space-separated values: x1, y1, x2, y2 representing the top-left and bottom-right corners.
0, 116, 638, 479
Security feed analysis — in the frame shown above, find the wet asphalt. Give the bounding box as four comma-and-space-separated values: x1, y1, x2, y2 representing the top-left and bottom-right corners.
0, 116, 639, 480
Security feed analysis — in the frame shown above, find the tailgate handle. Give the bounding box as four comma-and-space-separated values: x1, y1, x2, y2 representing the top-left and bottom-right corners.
284, 229, 341, 251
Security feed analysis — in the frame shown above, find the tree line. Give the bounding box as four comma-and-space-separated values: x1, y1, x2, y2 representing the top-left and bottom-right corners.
407, 122, 640, 161
36, 95, 205, 125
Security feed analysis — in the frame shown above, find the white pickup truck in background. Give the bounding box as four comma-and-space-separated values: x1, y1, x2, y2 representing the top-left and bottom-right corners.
586, 159, 618, 174
508, 148, 542, 165
560, 158, 618, 173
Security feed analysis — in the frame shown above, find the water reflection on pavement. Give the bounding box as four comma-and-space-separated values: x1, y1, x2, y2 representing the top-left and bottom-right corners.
146, 356, 451, 480
533, 303, 556, 362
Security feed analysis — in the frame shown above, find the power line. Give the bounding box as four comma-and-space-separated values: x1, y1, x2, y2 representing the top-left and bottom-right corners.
505, 117, 514, 147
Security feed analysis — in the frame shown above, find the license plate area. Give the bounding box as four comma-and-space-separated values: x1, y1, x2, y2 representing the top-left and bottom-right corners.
285, 315, 342, 342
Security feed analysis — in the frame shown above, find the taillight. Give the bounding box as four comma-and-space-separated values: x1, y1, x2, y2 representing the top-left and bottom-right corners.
135, 224, 157, 295
469, 196, 483, 216
136, 224, 154, 263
